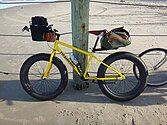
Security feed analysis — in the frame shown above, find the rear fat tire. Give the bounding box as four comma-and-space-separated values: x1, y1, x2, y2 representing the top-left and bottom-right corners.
97, 52, 148, 101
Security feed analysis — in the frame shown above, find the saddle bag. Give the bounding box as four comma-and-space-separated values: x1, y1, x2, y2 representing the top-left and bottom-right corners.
100, 27, 131, 50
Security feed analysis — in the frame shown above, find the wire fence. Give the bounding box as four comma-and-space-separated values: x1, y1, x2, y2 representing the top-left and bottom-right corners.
0, 0, 166, 37
0, 0, 166, 38
0, 0, 167, 8
0, 33, 167, 38
0, 0, 167, 75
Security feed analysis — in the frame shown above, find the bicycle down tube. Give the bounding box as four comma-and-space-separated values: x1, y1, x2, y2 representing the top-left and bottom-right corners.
43, 40, 125, 81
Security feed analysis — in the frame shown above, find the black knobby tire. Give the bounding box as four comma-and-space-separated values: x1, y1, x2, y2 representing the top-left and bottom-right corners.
137, 48, 167, 86
97, 52, 148, 101
20, 53, 68, 100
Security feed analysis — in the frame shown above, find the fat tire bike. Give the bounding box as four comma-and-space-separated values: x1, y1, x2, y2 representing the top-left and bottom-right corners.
20, 23, 148, 101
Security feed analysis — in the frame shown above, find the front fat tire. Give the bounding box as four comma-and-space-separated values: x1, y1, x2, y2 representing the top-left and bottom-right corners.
20, 53, 68, 101
97, 52, 148, 101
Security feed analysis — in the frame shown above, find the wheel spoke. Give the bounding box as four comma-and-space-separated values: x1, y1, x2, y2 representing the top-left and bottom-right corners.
20, 54, 68, 101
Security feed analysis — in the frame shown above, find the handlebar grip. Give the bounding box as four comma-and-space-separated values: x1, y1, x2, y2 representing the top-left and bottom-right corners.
54, 29, 58, 32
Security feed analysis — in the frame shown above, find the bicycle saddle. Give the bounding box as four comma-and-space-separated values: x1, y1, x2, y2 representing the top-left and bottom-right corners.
89, 29, 107, 36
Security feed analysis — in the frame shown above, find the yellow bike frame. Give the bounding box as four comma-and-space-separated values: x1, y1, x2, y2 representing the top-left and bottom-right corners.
43, 40, 125, 81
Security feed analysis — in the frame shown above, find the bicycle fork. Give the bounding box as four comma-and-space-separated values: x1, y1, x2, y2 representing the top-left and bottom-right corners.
42, 51, 56, 79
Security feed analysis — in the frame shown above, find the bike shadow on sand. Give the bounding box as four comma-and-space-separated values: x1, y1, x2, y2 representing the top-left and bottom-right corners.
0, 79, 166, 106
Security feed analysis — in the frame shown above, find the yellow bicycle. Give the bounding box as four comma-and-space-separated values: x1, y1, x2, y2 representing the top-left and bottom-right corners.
20, 16, 148, 101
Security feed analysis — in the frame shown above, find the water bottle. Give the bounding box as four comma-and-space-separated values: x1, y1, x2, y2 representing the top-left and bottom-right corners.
69, 53, 82, 74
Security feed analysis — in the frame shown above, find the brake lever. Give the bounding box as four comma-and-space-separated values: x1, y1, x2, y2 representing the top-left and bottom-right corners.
54, 29, 58, 32
22, 26, 30, 32
48, 24, 53, 30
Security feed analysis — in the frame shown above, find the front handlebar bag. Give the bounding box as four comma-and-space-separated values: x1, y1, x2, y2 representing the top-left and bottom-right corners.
30, 16, 49, 41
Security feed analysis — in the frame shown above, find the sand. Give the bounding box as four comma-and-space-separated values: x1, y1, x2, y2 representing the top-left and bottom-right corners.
0, 0, 167, 125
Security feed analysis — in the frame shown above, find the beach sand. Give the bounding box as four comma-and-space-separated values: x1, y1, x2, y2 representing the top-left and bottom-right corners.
0, 0, 167, 125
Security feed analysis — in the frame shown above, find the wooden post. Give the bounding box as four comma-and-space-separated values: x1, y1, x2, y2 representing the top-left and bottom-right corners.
71, 0, 89, 90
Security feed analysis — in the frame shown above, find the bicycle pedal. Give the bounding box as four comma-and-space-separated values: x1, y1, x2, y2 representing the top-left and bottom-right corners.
74, 82, 89, 90
92, 80, 98, 84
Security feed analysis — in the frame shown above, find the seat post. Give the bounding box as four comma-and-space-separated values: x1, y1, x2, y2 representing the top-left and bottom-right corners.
92, 36, 100, 52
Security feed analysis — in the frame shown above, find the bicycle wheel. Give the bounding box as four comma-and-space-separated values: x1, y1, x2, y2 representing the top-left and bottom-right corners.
20, 53, 68, 100
97, 52, 148, 101
137, 48, 167, 86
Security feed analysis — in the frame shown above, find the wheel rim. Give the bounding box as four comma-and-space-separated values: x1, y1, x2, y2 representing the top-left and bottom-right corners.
105, 59, 140, 95
28, 60, 61, 95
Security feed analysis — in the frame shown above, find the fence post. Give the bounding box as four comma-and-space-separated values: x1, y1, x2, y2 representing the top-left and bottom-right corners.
71, 0, 89, 90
